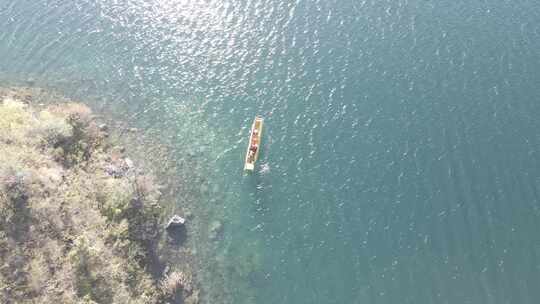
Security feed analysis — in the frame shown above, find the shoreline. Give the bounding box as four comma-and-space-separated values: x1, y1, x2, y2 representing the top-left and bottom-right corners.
0, 86, 202, 303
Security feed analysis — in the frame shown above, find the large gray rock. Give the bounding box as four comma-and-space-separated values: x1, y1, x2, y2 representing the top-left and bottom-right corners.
166, 215, 186, 230
208, 220, 223, 240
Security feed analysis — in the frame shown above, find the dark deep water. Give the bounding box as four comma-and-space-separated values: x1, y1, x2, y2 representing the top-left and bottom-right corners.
2, 0, 540, 303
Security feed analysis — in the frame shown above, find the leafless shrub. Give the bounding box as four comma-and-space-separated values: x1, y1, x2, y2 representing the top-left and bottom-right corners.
160, 270, 193, 296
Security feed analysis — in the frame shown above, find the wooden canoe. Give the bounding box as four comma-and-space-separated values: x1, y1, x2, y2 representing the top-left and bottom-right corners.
244, 116, 264, 171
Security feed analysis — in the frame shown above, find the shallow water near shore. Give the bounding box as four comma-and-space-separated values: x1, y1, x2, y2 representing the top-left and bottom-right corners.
2, 0, 540, 303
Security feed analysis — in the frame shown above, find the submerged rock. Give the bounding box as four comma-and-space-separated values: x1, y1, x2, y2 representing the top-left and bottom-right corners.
208, 220, 223, 241
200, 184, 209, 193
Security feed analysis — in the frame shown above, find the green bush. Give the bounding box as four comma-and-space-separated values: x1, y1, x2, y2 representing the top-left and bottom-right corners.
68, 236, 113, 303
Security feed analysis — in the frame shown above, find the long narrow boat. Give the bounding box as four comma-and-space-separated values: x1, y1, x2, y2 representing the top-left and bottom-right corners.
244, 116, 264, 171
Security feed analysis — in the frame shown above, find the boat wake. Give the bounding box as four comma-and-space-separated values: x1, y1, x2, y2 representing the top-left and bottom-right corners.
259, 163, 270, 174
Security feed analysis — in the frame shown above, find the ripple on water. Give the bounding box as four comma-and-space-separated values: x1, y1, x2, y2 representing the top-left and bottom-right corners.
2, 0, 540, 303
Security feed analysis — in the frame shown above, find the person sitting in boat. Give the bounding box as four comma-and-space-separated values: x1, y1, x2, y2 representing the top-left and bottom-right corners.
248, 143, 258, 161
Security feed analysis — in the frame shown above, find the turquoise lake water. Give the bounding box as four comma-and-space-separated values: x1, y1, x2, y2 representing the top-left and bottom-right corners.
2, 0, 540, 303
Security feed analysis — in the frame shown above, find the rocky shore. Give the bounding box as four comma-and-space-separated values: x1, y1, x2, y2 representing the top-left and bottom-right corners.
0, 87, 199, 304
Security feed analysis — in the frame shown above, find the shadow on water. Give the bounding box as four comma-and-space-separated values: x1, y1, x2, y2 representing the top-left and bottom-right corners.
166, 225, 188, 247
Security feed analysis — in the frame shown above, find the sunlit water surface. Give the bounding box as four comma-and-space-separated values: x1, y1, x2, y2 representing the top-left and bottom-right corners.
2, 0, 540, 303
